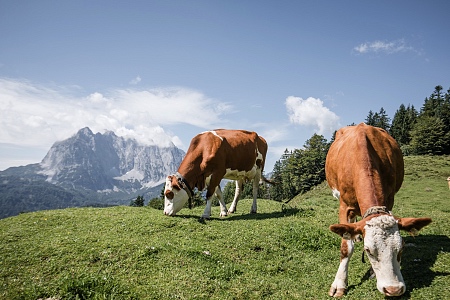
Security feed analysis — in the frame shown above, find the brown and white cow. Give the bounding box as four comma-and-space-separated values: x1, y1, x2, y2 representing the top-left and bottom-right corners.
164, 129, 270, 219
325, 123, 432, 297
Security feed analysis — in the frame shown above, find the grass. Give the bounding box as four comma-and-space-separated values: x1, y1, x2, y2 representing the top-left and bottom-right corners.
1, 155, 449, 299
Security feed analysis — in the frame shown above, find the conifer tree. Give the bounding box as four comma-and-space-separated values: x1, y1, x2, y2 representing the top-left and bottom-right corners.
391, 104, 417, 146
410, 116, 449, 155
365, 108, 390, 131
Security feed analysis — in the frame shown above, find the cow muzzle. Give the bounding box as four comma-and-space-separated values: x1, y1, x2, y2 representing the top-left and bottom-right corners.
163, 206, 175, 216
383, 285, 405, 297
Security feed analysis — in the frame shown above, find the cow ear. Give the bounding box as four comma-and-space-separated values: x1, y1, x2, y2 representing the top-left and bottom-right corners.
329, 223, 363, 240
397, 217, 432, 236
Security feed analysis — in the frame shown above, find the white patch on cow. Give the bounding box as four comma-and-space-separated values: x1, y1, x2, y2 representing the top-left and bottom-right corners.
163, 176, 189, 216
224, 167, 257, 181
256, 148, 263, 162
364, 215, 405, 296
201, 130, 223, 141
222, 148, 263, 181
332, 188, 340, 199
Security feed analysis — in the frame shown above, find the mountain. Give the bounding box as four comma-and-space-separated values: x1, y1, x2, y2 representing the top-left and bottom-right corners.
0, 127, 185, 218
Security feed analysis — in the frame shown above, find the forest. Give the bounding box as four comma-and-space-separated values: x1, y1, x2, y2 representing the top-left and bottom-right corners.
146, 85, 450, 207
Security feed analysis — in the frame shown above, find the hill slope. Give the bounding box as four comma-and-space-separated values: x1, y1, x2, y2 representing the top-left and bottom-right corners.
1, 156, 449, 299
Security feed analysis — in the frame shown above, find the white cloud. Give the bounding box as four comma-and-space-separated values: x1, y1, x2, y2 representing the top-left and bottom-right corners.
353, 39, 415, 54
129, 76, 141, 85
0, 78, 232, 150
113, 87, 232, 128
285, 96, 340, 135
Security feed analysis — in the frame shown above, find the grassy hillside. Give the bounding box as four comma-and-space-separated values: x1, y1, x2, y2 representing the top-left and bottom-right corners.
1, 156, 449, 299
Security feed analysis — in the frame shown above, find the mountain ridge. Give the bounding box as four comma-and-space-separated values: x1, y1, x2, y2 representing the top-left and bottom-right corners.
0, 127, 185, 218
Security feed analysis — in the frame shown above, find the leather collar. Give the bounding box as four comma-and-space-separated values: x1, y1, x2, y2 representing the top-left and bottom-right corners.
362, 206, 391, 219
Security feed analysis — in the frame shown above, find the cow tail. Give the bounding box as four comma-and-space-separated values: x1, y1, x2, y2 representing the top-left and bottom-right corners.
261, 175, 275, 185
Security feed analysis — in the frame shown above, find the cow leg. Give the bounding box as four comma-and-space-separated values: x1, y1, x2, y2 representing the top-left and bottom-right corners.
213, 186, 228, 217
201, 199, 213, 219
201, 175, 224, 219
250, 171, 261, 214
329, 238, 354, 297
329, 207, 357, 297
228, 179, 243, 214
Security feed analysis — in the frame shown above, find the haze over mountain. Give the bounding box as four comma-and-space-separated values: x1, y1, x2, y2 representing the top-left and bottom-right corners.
0, 128, 185, 218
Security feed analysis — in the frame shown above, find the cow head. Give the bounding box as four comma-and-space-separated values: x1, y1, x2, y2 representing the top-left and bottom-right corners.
330, 215, 432, 296
163, 175, 189, 216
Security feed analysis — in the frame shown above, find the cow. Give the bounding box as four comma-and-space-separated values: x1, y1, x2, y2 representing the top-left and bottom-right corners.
163, 129, 270, 219
325, 123, 432, 297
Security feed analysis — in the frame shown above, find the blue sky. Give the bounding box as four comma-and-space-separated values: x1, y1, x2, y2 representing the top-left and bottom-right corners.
1, 1, 449, 172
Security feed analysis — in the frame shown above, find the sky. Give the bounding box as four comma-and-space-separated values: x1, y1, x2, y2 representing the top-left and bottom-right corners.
1, 0, 449, 172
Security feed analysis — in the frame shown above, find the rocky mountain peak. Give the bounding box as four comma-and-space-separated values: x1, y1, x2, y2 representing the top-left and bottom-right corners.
39, 127, 184, 193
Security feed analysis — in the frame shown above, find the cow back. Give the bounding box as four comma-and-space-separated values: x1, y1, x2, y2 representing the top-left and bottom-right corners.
325, 123, 404, 212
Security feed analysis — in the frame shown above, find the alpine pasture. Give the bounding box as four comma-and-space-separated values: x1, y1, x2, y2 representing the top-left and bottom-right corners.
1, 155, 449, 299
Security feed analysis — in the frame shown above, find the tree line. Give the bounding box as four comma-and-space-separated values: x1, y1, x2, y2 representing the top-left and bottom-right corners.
141, 85, 449, 207
366, 85, 450, 155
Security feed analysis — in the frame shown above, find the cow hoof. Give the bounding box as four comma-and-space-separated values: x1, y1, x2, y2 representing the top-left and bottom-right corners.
219, 212, 228, 218
227, 210, 235, 215
329, 286, 346, 298
198, 216, 210, 223
250, 210, 257, 214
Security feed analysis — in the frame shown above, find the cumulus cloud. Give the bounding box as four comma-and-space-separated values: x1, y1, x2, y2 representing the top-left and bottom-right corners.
285, 96, 340, 135
353, 39, 415, 54
0, 78, 232, 149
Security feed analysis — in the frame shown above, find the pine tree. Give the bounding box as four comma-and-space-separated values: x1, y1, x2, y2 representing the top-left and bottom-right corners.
422, 85, 444, 118
413, 85, 450, 154
365, 108, 391, 131
390, 104, 417, 146
270, 159, 285, 201
365, 110, 375, 125
441, 88, 450, 134
410, 116, 449, 155
130, 195, 145, 207
376, 107, 391, 131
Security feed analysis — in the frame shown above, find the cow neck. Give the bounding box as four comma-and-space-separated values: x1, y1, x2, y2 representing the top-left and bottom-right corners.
361, 206, 391, 220
176, 170, 195, 192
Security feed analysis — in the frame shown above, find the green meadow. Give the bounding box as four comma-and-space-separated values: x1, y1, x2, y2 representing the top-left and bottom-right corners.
1, 155, 449, 299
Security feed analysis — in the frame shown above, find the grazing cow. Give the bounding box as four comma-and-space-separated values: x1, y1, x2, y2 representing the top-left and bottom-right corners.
325, 123, 432, 297
164, 129, 270, 219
